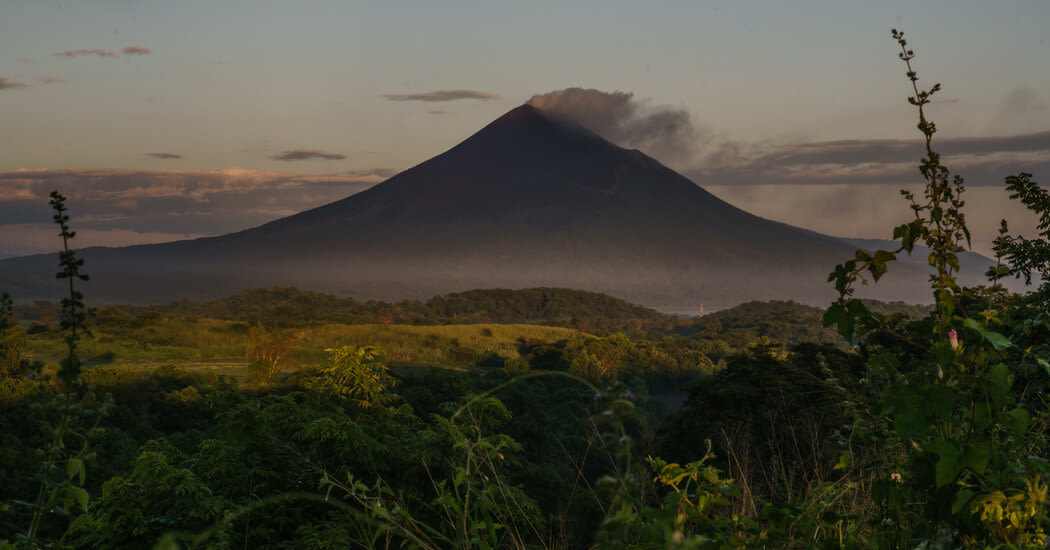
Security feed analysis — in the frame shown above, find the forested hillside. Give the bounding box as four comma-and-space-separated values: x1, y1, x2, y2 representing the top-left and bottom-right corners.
13, 286, 668, 332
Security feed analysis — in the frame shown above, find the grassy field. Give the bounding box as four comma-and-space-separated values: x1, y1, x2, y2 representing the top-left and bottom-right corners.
293, 323, 578, 364
23, 319, 579, 376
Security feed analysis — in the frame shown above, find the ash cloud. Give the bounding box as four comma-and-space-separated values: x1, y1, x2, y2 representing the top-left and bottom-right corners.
383, 89, 499, 102
121, 46, 152, 55
269, 149, 346, 161
145, 152, 183, 159
527, 88, 705, 166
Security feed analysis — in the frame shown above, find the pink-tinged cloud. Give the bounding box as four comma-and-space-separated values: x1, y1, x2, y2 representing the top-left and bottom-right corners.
0, 166, 387, 222
145, 152, 183, 159
0, 166, 394, 256
0, 77, 28, 90
121, 46, 151, 55
343, 168, 398, 179
54, 49, 117, 58
36, 76, 63, 85
269, 149, 346, 161
383, 89, 499, 102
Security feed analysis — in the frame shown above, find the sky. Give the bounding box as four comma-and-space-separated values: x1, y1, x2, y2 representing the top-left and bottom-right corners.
2, 0, 1050, 258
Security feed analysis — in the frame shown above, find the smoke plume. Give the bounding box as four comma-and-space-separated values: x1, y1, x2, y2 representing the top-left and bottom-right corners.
527, 88, 702, 166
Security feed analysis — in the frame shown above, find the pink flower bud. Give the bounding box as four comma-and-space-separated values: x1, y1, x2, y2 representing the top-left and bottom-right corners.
947, 329, 958, 350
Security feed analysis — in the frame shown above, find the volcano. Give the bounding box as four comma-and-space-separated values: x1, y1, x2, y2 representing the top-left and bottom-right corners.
0, 105, 1000, 307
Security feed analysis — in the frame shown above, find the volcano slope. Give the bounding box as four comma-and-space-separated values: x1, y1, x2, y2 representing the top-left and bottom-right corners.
0, 105, 999, 307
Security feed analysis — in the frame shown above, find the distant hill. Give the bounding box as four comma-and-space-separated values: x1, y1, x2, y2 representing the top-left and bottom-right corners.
0, 104, 1002, 307
671, 299, 933, 360
425, 288, 665, 324
675, 300, 840, 348
20, 287, 668, 329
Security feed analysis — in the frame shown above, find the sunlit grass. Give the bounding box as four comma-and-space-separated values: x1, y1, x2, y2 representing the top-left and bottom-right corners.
293, 323, 578, 365
23, 319, 579, 373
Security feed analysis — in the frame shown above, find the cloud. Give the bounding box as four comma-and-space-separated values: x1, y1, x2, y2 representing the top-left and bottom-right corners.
0, 76, 61, 90
521, 87, 1049, 254
54, 49, 117, 58
683, 131, 1050, 188
527, 88, 704, 166
382, 89, 499, 102
145, 152, 183, 159
0, 167, 390, 255
704, 182, 1042, 258
0, 77, 28, 90
338, 168, 398, 182
269, 149, 346, 161
121, 46, 152, 55
523, 87, 1050, 186
429, 110, 449, 115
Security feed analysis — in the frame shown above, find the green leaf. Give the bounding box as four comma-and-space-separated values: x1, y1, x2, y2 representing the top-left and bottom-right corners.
952, 488, 977, 515
986, 362, 1014, 409
1038, 357, 1050, 377
67, 457, 85, 485
868, 259, 889, 282
893, 220, 921, 254
71, 486, 89, 513
867, 250, 897, 282
962, 318, 1012, 351
886, 382, 928, 438
973, 401, 994, 430
960, 441, 991, 474
823, 302, 845, 328
922, 385, 957, 420
936, 290, 956, 319
834, 450, 852, 471
1004, 408, 1030, 439
929, 438, 962, 487
932, 341, 955, 370
824, 301, 855, 340
867, 349, 900, 378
